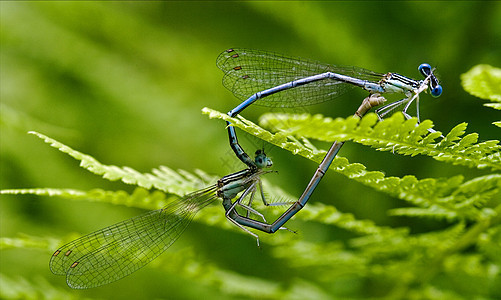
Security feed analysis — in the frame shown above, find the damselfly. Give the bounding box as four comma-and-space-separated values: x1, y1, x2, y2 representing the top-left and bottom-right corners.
50, 150, 274, 289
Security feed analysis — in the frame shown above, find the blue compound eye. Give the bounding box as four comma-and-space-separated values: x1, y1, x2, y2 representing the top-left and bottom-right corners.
254, 150, 273, 168
431, 85, 443, 97
419, 63, 442, 97
418, 63, 432, 76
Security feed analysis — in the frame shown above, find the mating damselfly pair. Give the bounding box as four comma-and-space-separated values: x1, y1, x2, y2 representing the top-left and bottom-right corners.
51, 48, 442, 288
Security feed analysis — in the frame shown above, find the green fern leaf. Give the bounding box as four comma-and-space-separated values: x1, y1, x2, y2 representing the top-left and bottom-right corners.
0, 187, 176, 211
5, 116, 499, 298
204, 108, 501, 220
27, 131, 214, 195
254, 112, 500, 171
204, 106, 500, 170
461, 64, 501, 103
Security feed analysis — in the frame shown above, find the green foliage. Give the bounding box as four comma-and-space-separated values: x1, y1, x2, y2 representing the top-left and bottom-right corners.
461, 65, 501, 128
3, 64, 501, 298
1, 2, 500, 299
0, 273, 86, 300
206, 109, 501, 171
25, 131, 214, 196
461, 65, 501, 107
200, 64, 501, 298
205, 108, 501, 220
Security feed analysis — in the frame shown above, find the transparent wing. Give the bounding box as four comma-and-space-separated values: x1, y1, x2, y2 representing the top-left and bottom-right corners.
49, 186, 217, 289
216, 48, 383, 107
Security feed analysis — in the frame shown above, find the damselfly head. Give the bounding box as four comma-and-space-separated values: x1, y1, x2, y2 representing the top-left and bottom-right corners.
254, 149, 273, 169
418, 63, 442, 98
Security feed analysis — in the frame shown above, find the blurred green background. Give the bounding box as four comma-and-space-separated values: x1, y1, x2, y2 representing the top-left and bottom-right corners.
1, 1, 500, 299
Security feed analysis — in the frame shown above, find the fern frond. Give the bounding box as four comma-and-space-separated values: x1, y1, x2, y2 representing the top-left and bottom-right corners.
0, 187, 177, 211
7, 124, 499, 298
203, 108, 501, 171
204, 108, 500, 221
269, 219, 500, 298
389, 174, 501, 220
258, 112, 501, 171
0, 177, 375, 245
461, 64, 501, 104
27, 131, 216, 195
